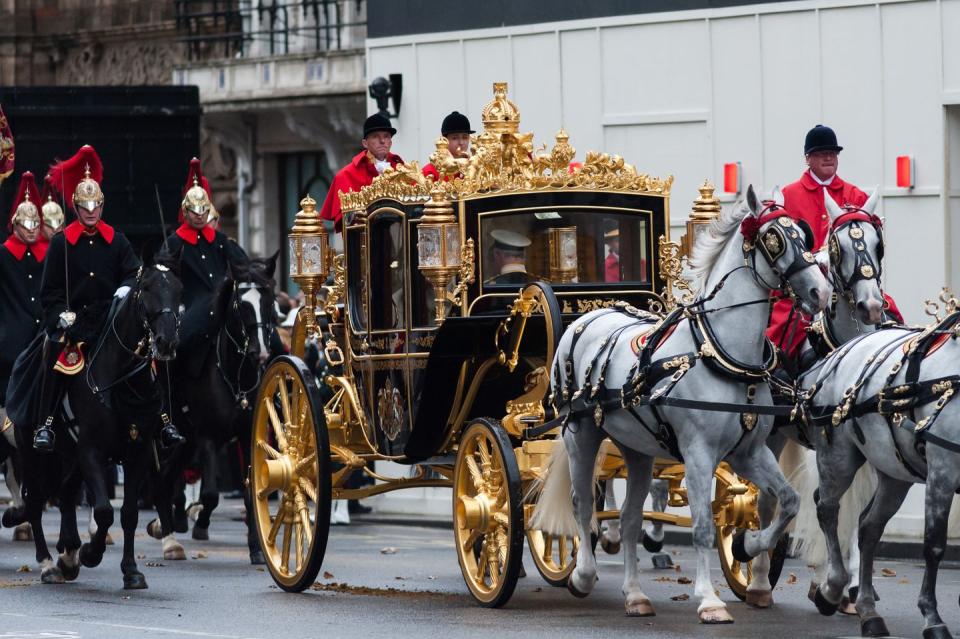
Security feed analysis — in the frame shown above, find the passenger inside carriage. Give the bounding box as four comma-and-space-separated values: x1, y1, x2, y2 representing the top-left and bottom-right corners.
479, 209, 649, 287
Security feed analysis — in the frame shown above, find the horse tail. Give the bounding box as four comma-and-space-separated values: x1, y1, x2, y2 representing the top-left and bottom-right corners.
529, 441, 578, 537
791, 446, 876, 566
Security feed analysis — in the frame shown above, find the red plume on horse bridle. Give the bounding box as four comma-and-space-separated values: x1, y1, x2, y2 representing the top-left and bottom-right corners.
740, 201, 786, 242
7, 170, 39, 231
47, 145, 104, 211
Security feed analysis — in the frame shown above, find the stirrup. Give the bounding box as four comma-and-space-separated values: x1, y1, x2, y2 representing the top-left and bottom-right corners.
33, 420, 56, 453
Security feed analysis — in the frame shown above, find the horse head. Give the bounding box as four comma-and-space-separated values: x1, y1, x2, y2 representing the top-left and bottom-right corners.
824, 188, 885, 325
741, 184, 831, 315
140, 248, 184, 361
232, 251, 279, 364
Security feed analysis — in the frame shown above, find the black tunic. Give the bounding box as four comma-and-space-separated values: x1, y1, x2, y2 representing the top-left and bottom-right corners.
40, 222, 141, 333
0, 239, 45, 403
166, 226, 249, 374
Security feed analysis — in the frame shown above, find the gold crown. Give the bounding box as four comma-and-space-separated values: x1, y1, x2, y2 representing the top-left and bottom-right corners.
481, 82, 521, 135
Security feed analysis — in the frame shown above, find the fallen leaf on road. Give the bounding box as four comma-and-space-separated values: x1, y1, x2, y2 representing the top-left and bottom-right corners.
654, 576, 674, 582
677, 576, 692, 584
673, 564, 682, 573
16, 565, 30, 573
787, 573, 798, 584
380, 547, 397, 555
323, 571, 335, 579
898, 578, 910, 584
671, 593, 690, 601
255, 568, 264, 572
310, 581, 454, 599
192, 551, 208, 560
145, 562, 165, 568
394, 576, 406, 581
881, 568, 896, 577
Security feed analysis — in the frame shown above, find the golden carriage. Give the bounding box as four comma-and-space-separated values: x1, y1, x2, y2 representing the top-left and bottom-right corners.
249, 83, 782, 607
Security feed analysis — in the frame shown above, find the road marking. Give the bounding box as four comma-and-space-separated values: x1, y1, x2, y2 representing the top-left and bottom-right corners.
0, 614, 263, 639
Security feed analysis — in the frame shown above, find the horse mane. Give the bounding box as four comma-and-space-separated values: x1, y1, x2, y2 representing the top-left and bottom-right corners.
686, 197, 750, 285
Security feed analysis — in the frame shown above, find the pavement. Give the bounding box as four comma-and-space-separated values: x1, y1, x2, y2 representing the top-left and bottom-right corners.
0, 496, 955, 639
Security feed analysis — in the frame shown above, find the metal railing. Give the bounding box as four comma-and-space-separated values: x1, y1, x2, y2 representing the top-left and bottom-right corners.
174, 0, 366, 61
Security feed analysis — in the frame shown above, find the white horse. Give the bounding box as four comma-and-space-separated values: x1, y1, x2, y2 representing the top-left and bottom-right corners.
533, 185, 830, 623
757, 188, 887, 611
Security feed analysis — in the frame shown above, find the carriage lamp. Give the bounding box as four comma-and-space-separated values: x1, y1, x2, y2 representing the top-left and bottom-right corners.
547, 227, 578, 283
288, 194, 331, 337
417, 187, 461, 324
683, 180, 722, 257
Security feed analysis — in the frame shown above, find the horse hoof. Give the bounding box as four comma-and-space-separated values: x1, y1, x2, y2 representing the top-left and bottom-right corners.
41, 566, 65, 584
625, 596, 655, 617
642, 534, 663, 553
13, 522, 32, 542
249, 550, 266, 566
192, 525, 209, 541
813, 586, 839, 616
163, 543, 186, 561
123, 572, 148, 590
731, 530, 752, 563
921, 625, 952, 639
746, 590, 773, 609
79, 543, 103, 568
57, 557, 80, 582
699, 606, 734, 624
566, 577, 590, 599
1, 507, 24, 528
860, 616, 890, 637
146, 519, 163, 540
104, 532, 114, 546
600, 536, 621, 555
840, 597, 858, 616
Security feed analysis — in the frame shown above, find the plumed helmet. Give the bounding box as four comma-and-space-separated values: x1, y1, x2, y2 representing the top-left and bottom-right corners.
179, 157, 215, 223
804, 124, 843, 155
48, 145, 104, 214
40, 174, 64, 232
8, 171, 41, 232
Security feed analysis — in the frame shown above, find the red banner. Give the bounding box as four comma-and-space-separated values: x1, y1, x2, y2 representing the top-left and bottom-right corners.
0, 104, 14, 181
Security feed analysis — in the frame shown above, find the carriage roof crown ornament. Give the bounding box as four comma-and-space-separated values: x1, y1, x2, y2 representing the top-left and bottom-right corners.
481, 82, 521, 135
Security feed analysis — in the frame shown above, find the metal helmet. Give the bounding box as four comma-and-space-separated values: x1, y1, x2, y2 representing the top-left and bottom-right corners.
42, 194, 64, 232
8, 171, 41, 232
73, 164, 104, 212
181, 176, 212, 221
48, 145, 104, 215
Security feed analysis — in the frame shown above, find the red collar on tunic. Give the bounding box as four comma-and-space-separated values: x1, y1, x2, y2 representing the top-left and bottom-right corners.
4, 235, 48, 262
800, 171, 846, 193
175, 223, 215, 245
351, 150, 403, 173
65, 220, 115, 245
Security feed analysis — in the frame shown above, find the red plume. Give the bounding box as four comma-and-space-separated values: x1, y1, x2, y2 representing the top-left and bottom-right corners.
41, 173, 57, 203
179, 157, 213, 222
8, 170, 39, 231
48, 145, 103, 212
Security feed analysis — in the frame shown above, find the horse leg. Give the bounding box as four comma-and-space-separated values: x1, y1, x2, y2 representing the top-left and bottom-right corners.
55, 468, 84, 581
642, 479, 667, 554
174, 474, 188, 533
3, 457, 31, 540
854, 471, 911, 637
811, 439, 862, 615
616, 445, 655, 616
78, 447, 113, 568
744, 431, 788, 609
193, 437, 219, 540
150, 453, 186, 561
239, 427, 264, 565
25, 469, 61, 584
916, 462, 956, 639
599, 480, 621, 554
119, 451, 147, 590
683, 449, 732, 624
564, 421, 605, 598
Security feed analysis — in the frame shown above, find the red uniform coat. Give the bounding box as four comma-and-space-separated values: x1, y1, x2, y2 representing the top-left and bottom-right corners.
319, 151, 403, 228
605, 252, 620, 282
767, 171, 901, 358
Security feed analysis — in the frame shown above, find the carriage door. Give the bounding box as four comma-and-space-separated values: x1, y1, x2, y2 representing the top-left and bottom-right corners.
366, 208, 412, 456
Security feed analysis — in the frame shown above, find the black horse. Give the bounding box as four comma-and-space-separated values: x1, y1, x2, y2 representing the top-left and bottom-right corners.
13, 259, 182, 588
149, 254, 278, 564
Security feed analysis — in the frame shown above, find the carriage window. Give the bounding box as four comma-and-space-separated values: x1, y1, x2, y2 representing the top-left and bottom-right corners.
479, 209, 650, 287
346, 227, 367, 332
369, 211, 406, 330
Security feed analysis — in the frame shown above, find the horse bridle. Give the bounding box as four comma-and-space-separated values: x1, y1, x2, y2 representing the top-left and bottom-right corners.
827, 208, 884, 310
216, 280, 272, 409
741, 202, 817, 297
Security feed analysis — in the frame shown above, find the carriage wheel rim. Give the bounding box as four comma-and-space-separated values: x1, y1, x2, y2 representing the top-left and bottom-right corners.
252, 362, 322, 589
454, 423, 513, 603
526, 527, 578, 584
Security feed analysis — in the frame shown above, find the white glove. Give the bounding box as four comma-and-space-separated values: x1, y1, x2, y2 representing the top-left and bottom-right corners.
374, 159, 390, 174
114, 285, 131, 299
58, 311, 76, 329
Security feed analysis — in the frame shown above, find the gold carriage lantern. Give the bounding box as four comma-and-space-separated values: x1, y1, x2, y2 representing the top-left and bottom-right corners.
288, 194, 331, 336
682, 180, 721, 256
547, 227, 578, 283
417, 187, 461, 324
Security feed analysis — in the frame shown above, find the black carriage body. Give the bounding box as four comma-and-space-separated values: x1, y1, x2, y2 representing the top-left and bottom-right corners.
338, 188, 669, 463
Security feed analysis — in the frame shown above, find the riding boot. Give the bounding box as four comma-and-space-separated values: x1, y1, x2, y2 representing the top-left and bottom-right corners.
33, 338, 63, 454
158, 413, 185, 449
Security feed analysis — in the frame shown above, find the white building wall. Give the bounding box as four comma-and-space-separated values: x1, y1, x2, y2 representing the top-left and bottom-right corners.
366, 0, 960, 538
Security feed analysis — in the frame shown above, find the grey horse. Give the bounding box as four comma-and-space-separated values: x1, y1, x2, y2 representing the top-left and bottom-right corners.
801, 256, 959, 635
533, 185, 830, 623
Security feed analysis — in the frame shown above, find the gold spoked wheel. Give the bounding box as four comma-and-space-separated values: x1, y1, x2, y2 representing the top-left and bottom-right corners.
525, 521, 578, 587
714, 466, 786, 600
251, 355, 331, 593
453, 418, 524, 607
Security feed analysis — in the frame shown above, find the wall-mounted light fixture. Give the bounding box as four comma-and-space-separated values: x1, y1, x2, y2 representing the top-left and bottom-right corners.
723, 162, 741, 195
895, 155, 914, 189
